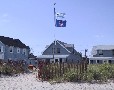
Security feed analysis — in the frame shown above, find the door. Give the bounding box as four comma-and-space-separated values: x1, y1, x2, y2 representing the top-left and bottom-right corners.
59, 58, 62, 63
55, 59, 58, 63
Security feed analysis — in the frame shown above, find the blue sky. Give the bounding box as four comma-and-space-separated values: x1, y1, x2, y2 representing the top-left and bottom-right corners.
0, 0, 114, 56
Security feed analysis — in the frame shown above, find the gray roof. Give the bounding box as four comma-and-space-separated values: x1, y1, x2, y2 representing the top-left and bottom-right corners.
38, 55, 69, 59
93, 45, 114, 50
0, 36, 29, 49
42, 40, 80, 55
91, 45, 114, 55
89, 57, 114, 60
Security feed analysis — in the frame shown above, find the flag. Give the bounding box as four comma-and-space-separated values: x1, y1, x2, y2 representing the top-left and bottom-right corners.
56, 13, 65, 18
54, 5, 66, 27
55, 19, 66, 27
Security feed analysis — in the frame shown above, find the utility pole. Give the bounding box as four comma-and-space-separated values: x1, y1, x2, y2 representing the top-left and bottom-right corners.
85, 49, 88, 58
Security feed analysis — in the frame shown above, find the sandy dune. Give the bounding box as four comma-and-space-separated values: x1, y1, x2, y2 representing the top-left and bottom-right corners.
0, 72, 114, 90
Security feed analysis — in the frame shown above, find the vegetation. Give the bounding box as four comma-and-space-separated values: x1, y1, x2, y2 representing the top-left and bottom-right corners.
63, 63, 114, 83
0, 61, 28, 76
40, 63, 114, 83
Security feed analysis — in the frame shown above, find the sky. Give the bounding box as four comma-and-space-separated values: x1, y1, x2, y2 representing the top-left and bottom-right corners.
0, 0, 114, 56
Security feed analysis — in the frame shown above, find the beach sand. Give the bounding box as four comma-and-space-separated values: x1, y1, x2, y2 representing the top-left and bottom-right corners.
0, 72, 114, 90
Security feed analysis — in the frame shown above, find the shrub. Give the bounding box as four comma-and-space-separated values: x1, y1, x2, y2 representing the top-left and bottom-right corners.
41, 63, 114, 83
64, 69, 79, 82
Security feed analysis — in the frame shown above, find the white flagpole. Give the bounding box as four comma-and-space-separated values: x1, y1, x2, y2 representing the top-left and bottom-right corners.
54, 3, 56, 26
53, 3, 56, 63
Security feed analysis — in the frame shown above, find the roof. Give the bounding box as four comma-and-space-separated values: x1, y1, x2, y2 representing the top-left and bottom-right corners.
0, 36, 29, 49
57, 40, 73, 48
91, 45, 114, 55
57, 40, 78, 54
38, 55, 69, 59
28, 53, 37, 59
93, 45, 114, 50
56, 40, 71, 53
43, 40, 79, 55
89, 57, 114, 60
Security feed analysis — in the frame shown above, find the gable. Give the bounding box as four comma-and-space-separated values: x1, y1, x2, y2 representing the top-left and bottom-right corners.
42, 40, 71, 55
0, 41, 5, 46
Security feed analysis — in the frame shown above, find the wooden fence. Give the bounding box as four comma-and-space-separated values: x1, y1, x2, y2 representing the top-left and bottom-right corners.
38, 60, 88, 81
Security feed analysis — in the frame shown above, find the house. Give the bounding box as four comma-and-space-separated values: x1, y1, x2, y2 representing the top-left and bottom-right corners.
28, 53, 38, 67
89, 45, 114, 64
0, 36, 30, 62
38, 40, 82, 63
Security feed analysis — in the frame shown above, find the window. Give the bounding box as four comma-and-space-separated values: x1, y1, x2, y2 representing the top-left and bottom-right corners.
17, 48, 20, 53
99, 50, 103, 55
52, 48, 55, 54
104, 60, 107, 63
9, 46, 13, 53
112, 50, 114, 55
0, 47, 1, 52
23, 49, 26, 55
57, 48, 60, 53
109, 60, 112, 64
0, 46, 3, 52
55, 59, 58, 63
97, 60, 100, 64
90, 60, 93, 64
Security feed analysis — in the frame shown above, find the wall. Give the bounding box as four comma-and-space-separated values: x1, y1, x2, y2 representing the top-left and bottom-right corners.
43, 42, 70, 55
4, 45, 29, 61
93, 50, 114, 57
0, 41, 5, 60
67, 54, 82, 63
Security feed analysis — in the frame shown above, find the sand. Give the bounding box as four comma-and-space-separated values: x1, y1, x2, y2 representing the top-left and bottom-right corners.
0, 72, 114, 90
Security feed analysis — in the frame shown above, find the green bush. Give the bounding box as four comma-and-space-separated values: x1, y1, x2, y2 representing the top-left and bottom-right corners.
2, 65, 13, 75
0, 63, 27, 76
64, 69, 79, 82
86, 63, 114, 82
42, 63, 114, 83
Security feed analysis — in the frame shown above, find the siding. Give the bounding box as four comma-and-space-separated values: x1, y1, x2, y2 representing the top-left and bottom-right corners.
0, 41, 5, 60
93, 50, 114, 57
67, 54, 82, 63
43, 42, 70, 55
4, 45, 29, 61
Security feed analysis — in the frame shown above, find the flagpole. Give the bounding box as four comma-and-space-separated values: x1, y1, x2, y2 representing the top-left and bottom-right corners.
53, 3, 56, 63
54, 3, 56, 39
54, 3, 56, 27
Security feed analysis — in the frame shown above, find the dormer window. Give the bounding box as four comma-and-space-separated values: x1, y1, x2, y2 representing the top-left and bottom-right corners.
0, 46, 3, 52
17, 48, 20, 53
23, 49, 26, 55
99, 50, 103, 55
52, 48, 55, 54
57, 48, 60, 53
9, 46, 13, 53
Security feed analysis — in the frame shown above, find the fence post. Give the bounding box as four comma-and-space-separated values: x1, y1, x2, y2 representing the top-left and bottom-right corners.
60, 63, 62, 76
63, 63, 64, 77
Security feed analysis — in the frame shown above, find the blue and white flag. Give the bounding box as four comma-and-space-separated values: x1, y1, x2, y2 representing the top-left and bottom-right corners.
55, 19, 66, 27
54, 7, 67, 27
56, 13, 65, 18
